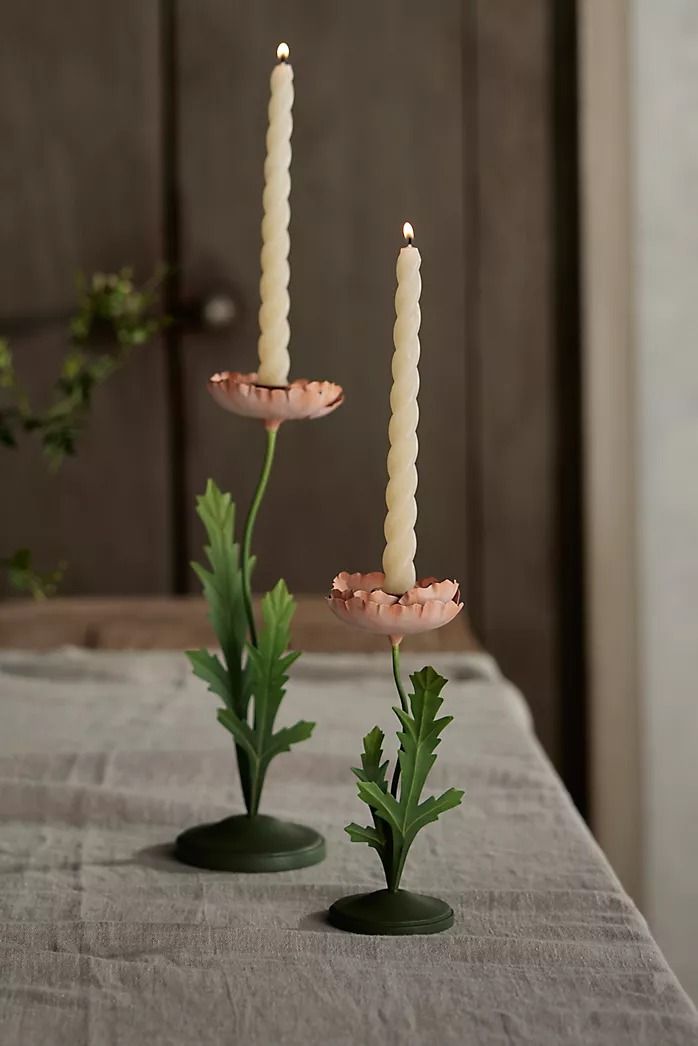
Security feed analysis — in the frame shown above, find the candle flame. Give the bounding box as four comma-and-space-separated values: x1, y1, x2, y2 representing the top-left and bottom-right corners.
276, 42, 290, 61
402, 221, 415, 243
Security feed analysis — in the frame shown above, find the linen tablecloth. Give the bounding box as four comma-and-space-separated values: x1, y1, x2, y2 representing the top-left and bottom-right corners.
0, 648, 696, 1045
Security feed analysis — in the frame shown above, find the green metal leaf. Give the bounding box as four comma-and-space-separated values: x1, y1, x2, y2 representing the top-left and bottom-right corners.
405, 788, 465, 839
264, 719, 315, 762
217, 708, 258, 763
186, 648, 231, 710
247, 579, 298, 750
238, 579, 307, 812
351, 726, 389, 791
190, 480, 248, 713
346, 823, 384, 850
393, 666, 461, 843
356, 781, 402, 836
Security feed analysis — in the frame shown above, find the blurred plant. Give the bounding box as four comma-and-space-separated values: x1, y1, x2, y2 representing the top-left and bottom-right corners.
0, 549, 66, 600
1, 266, 167, 596
0, 267, 166, 465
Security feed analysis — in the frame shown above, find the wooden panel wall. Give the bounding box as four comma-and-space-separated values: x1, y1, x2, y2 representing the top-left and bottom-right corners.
0, 2, 171, 594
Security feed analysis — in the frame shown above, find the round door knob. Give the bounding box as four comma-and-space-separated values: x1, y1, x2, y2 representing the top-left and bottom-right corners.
201, 292, 238, 330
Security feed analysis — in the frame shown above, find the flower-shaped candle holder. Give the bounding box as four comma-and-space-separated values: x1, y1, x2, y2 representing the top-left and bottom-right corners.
326, 570, 465, 935
209, 371, 344, 429
329, 572, 462, 643
174, 369, 343, 873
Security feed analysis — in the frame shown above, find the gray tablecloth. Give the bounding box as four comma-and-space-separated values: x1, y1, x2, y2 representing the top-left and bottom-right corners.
0, 648, 696, 1045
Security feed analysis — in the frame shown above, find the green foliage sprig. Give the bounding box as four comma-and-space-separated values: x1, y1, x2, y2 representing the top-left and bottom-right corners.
1, 267, 166, 598
187, 480, 314, 815
0, 548, 65, 600
0, 267, 166, 466
70, 268, 164, 350
347, 666, 464, 892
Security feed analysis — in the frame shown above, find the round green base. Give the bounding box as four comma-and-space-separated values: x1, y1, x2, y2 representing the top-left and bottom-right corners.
175, 813, 326, 872
328, 889, 454, 935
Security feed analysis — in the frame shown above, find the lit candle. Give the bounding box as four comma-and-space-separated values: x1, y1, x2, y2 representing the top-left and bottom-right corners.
257, 42, 294, 387
382, 222, 421, 595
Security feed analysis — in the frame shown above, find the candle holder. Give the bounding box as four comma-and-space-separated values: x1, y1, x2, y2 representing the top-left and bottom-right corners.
175, 372, 343, 872
326, 572, 465, 934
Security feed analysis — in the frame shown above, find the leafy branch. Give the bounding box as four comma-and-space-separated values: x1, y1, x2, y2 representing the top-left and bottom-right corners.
0, 267, 166, 466
187, 480, 313, 815
0, 548, 65, 600
1, 267, 166, 598
346, 666, 464, 892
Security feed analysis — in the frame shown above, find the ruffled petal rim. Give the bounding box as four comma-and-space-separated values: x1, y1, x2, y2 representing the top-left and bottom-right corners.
328, 571, 463, 640
208, 371, 344, 426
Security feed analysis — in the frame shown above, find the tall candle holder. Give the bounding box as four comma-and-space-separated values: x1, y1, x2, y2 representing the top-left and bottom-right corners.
175, 373, 343, 871
327, 572, 465, 934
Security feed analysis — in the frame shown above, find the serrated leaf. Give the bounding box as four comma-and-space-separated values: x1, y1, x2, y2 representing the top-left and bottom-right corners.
248, 579, 298, 749
405, 788, 465, 838
186, 648, 231, 709
351, 726, 389, 791
346, 823, 384, 850
393, 666, 462, 844
264, 719, 315, 763
356, 780, 402, 835
217, 708, 258, 763
189, 480, 248, 713
346, 727, 392, 868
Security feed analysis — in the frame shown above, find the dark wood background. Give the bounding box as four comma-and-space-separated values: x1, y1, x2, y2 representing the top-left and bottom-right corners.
0, 1, 584, 801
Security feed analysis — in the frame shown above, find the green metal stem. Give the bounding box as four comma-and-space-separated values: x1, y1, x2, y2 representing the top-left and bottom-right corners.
241, 425, 278, 648
389, 642, 408, 800
247, 766, 264, 818
387, 643, 410, 890
391, 643, 409, 713
237, 425, 277, 816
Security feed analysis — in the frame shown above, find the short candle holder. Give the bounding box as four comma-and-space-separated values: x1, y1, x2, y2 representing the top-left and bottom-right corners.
327, 572, 465, 934
174, 371, 343, 872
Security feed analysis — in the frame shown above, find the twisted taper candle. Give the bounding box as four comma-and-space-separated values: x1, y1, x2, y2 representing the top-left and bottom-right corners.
257, 47, 294, 387
382, 231, 421, 595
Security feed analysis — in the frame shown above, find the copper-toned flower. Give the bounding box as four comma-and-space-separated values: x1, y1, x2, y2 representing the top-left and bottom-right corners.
208, 371, 343, 429
328, 571, 463, 645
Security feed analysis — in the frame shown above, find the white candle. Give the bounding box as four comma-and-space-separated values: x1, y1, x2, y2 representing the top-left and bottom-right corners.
382, 222, 421, 595
257, 43, 294, 387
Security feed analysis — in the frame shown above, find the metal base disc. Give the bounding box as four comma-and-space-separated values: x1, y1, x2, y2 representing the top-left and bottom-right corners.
175, 813, 326, 872
328, 889, 454, 935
